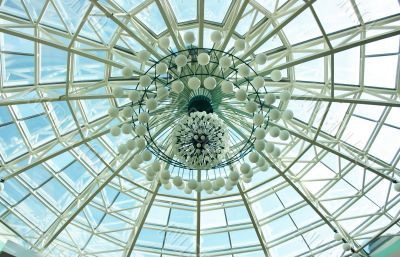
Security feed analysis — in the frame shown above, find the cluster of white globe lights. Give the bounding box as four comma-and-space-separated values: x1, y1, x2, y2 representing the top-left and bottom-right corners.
0, 30, 398, 257
105, 30, 400, 198
106, 31, 293, 191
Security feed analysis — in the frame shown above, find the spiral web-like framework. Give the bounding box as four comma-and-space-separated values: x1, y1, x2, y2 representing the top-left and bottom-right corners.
0, 1, 399, 257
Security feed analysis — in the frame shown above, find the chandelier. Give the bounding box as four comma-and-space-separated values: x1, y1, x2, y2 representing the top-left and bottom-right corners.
107, 31, 295, 194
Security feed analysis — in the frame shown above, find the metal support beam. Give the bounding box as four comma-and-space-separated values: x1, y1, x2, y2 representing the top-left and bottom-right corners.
90, 0, 162, 60
237, 183, 271, 257
123, 182, 161, 257
155, 0, 183, 50
271, 122, 398, 183
257, 27, 400, 77
0, 27, 124, 68
242, 0, 316, 59
196, 170, 201, 256
259, 152, 362, 254
1, 123, 111, 180
219, 0, 249, 52
35, 149, 142, 249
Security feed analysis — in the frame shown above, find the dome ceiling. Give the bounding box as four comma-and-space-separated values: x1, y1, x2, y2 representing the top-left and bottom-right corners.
0, 0, 399, 257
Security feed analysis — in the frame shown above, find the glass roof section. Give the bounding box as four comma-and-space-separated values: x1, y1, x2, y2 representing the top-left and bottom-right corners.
0, 0, 399, 257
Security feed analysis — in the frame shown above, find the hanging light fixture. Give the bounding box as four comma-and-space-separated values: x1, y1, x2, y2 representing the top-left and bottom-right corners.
107, 31, 294, 194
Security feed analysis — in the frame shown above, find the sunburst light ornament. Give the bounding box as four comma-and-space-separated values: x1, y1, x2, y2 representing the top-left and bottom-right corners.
107, 31, 296, 194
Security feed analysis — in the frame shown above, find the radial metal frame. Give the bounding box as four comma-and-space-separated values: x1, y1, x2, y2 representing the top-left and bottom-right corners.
0, 0, 398, 257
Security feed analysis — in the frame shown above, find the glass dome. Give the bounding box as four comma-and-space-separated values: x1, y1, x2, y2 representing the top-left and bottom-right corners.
0, 0, 399, 257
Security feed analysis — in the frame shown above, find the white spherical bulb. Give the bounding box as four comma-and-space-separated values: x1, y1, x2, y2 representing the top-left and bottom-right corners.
138, 112, 150, 123
110, 126, 121, 137
242, 176, 252, 183
204, 77, 216, 90
171, 80, 184, 93
133, 154, 143, 164
129, 91, 141, 102
122, 106, 133, 118
270, 70, 282, 82
229, 171, 240, 182
175, 54, 187, 67
184, 186, 192, 194
206, 189, 213, 194
112, 87, 124, 98
188, 77, 201, 90
188, 179, 198, 190
279, 130, 290, 141
198, 53, 210, 66
146, 174, 154, 181
202, 180, 212, 191
151, 161, 161, 172
240, 163, 251, 174
215, 177, 225, 188
135, 124, 147, 136
183, 31, 196, 44
219, 56, 232, 69
135, 137, 146, 150
196, 183, 203, 193
157, 86, 169, 100
255, 53, 267, 65
156, 62, 168, 74
265, 142, 274, 153
260, 162, 270, 171
146, 98, 158, 111
238, 65, 250, 77
280, 91, 291, 102
235, 89, 247, 101
234, 39, 245, 51
118, 144, 128, 155
269, 126, 280, 138
161, 170, 170, 180
264, 93, 276, 105
252, 76, 264, 89
272, 147, 281, 158
126, 139, 135, 150
221, 81, 234, 93
108, 107, 119, 118
139, 75, 152, 88
281, 109, 294, 121
228, 179, 238, 186
122, 66, 134, 78
158, 36, 170, 49
342, 243, 351, 251
334, 233, 343, 241
256, 157, 266, 167
137, 50, 150, 63
178, 183, 185, 190
141, 150, 152, 161
163, 182, 172, 190
173, 176, 183, 187
253, 113, 264, 126
212, 181, 220, 191
245, 101, 257, 113
268, 109, 281, 121
210, 31, 223, 43
121, 123, 133, 134
255, 128, 266, 140
254, 140, 265, 152
249, 152, 259, 163
244, 169, 253, 178
146, 169, 156, 177
393, 183, 400, 192
130, 159, 139, 169
225, 183, 233, 191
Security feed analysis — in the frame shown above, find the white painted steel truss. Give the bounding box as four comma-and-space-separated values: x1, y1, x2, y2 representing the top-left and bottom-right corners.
0, 0, 399, 257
